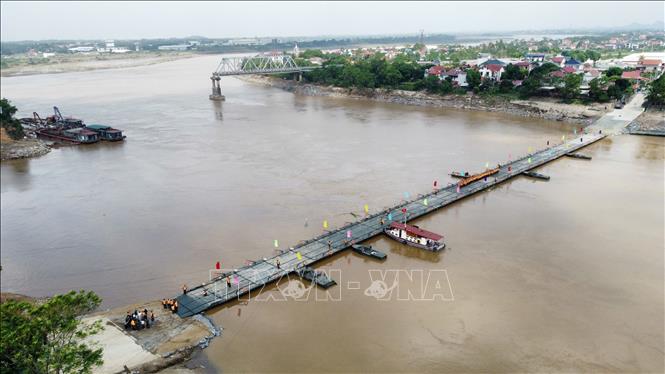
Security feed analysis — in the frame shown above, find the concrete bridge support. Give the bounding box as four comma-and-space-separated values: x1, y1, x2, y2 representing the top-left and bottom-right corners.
209, 76, 225, 101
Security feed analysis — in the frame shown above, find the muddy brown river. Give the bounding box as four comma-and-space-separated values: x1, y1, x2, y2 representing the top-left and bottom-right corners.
1, 55, 663, 372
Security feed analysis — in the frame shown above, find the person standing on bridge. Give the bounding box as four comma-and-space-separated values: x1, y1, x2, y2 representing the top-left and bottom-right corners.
327, 240, 332, 251
182, 284, 188, 295
276, 258, 281, 269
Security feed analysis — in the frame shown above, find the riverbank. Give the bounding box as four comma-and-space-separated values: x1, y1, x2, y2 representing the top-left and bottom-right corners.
85, 300, 220, 373
1, 52, 198, 77
627, 109, 665, 136
0, 129, 51, 161
0, 291, 218, 373
239, 75, 609, 125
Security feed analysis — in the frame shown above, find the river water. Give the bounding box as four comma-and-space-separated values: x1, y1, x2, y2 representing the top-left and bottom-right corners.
1, 55, 663, 372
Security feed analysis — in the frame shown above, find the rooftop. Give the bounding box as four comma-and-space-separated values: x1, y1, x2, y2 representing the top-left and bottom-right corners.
390, 222, 443, 241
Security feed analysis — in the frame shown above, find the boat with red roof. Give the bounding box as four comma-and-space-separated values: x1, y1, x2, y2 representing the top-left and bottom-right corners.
384, 222, 445, 251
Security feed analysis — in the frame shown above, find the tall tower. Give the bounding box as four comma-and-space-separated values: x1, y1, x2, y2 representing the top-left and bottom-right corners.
293, 43, 300, 57
419, 30, 424, 45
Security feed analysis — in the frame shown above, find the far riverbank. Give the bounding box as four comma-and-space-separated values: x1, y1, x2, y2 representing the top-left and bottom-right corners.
239, 75, 610, 126
1, 51, 199, 77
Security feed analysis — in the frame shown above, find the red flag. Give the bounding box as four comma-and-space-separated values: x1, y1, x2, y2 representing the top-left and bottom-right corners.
401, 208, 407, 213
215, 261, 220, 270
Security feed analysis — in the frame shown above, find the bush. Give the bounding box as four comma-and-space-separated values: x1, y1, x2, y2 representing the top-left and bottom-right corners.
0, 98, 25, 140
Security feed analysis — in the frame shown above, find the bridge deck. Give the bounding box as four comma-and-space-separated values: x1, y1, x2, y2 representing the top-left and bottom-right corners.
176, 133, 606, 317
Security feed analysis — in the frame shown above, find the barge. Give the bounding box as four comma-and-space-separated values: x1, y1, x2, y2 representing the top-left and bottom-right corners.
297, 267, 337, 289
351, 244, 387, 260
86, 124, 126, 141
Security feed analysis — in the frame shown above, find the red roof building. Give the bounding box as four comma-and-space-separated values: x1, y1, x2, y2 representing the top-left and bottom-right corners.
427, 65, 444, 76
621, 70, 644, 80
563, 66, 578, 74
639, 59, 662, 66
551, 56, 565, 64
549, 70, 565, 78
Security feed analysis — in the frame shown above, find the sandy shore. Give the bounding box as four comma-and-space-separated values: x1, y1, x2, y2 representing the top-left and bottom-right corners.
628, 110, 665, 135
86, 300, 220, 373
0, 129, 51, 161
1, 52, 198, 77
0, 292, 218, 373
239, 75, 610, 125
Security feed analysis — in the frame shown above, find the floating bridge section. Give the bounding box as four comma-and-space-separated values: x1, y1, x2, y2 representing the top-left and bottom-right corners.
176, 133, 606, 317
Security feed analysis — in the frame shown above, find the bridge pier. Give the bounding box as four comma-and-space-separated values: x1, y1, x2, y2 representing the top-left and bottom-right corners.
209, 75, 225, 101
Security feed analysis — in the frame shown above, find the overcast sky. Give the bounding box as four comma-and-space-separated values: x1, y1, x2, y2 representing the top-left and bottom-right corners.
1, 1, 663, 41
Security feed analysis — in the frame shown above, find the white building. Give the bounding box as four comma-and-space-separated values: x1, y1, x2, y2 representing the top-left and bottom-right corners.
157, 44, 190, 51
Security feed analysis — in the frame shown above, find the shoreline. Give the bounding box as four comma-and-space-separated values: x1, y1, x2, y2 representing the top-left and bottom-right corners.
0, 131, 52, 161
238, 75, 610, 126
0, 293, 220, 373
1, 52, 199, 78
85, 299, 221, 373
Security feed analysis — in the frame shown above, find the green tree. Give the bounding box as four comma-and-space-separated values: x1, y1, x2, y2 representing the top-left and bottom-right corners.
606, 67, 623, 78
0, 98, 25, 140
499, 79, 514, 93
589, 78, 609, 102
299, 49, 325, 59
424, 75, 441, 93
465, 69, 481, 89
0, 290, 104, 373
561, 73, 582, 102
502, 63, 526, 81
646, 74, 665, 107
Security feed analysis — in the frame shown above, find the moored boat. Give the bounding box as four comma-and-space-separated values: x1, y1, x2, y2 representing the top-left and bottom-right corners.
297, 267, 337, 289
86, 124, 126, 141
384, 222, 445, 251
62, 128, 99, 144
351, 244, 387, 260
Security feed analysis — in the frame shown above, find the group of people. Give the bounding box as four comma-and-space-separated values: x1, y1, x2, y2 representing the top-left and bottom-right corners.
162, 298, 179, 313
124, 308, 155, 330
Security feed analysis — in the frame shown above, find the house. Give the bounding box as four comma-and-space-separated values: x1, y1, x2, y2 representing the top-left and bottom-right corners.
514, 60, 533, 72
549, 70, 565, 79
637, 59, 662, 73
425, 65, 445, 78
308, 57, 325, 65
583, 69, 601, 83
525, 53, 546, 62
479, 64, 504, 81
550, 56, 565, 67
564, 58, 582, 71
441, 69, 468, 87
562, 66, 578, 74
621, 70, 644, 81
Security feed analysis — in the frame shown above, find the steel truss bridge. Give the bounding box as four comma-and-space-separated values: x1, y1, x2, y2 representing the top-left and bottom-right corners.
209, 54, 319, 100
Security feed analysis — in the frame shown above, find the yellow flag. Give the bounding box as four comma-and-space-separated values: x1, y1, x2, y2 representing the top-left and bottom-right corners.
274, 239, 279, 248
528, 146, 532, 153
364, 204, 369, 214
323, 220, 328, 229
296, 252, 302, 260
423, 198, 428, 206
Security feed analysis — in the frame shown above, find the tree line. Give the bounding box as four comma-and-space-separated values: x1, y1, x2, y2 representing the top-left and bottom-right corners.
293, 50, 655, 104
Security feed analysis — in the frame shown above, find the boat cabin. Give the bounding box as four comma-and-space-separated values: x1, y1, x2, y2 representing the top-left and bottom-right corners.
63, 128, 99, 143
386, 222, 444, 251
86, 124, 125, 141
